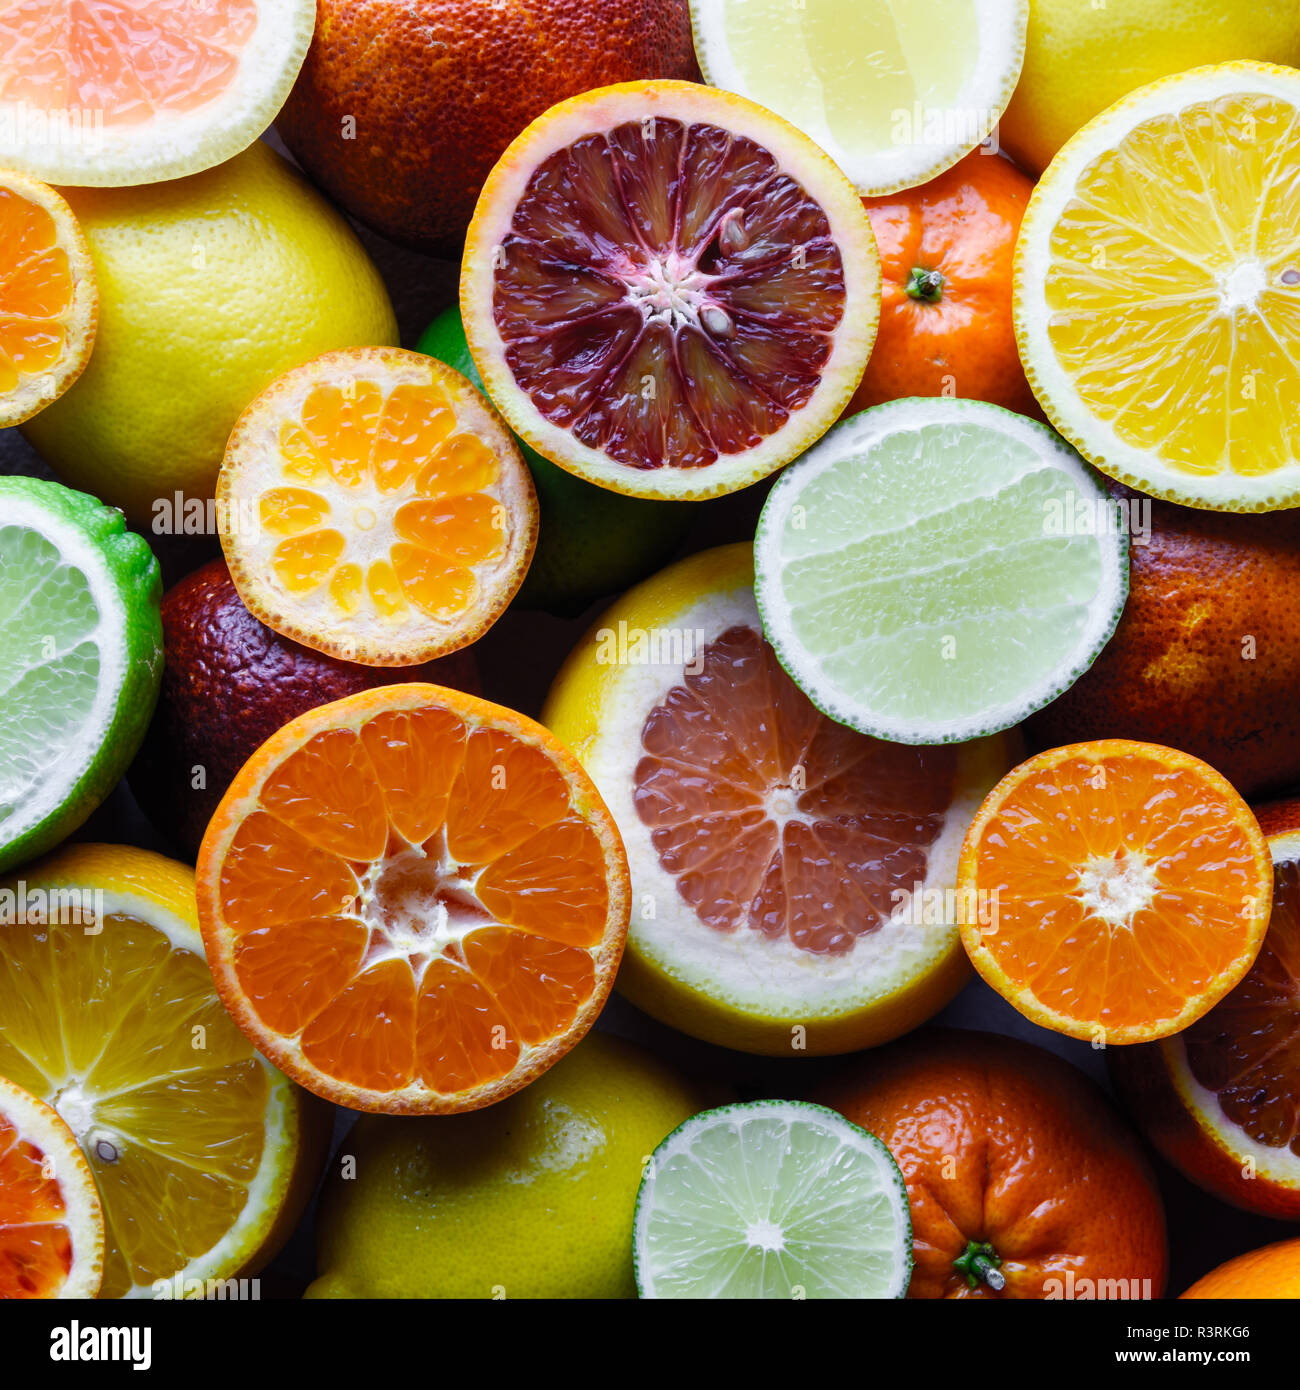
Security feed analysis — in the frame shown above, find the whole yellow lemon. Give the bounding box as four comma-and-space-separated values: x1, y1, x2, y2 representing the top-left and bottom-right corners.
999, 0, 1300, 174
306, 1033, 714, 1300
22, 142, 397, 524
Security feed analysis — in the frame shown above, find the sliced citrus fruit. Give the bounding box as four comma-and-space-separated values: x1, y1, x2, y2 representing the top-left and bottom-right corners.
462, 79, 879, 500
0, 475, 161, 875
634, 1100, 912, 1298
1111, 798, 1300, 1217
690, 0, 1028, 195
218, 348, 537, 667
0, 169, 96, 427
0, 844, 326, 1299
754, 397, 1129, 745
196, 683, 631, 1114
957, 740, 1274, 1044
0, 0, 315, 187
1015, 61, 1300, 511
0, 1075, 104, 1299
542, 544, 1012, 1056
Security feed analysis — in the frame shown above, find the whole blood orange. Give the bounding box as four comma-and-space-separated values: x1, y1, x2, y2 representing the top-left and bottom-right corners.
196, 684, 631, 1114
128, 560, 479, 859
1110, 799, 1300, 1217
845, 151, 1038, 417
276, 0, 699, 256
1181, 1238, 1300, 1299
813, 1029, 1168, 1299
1026, 496, 1300, 798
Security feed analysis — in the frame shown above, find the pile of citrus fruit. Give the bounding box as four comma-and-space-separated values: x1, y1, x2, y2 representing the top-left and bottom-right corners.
5, 0, 1300, 1312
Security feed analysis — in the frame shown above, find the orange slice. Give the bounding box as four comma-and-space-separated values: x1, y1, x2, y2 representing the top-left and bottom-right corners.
0, 1, 315, 187
0, 1075, 104, 1299
0, 169, 96, 428
196, 683, 631, 1114
462, 79, 879, 500
218, 348, 538, 667
957, 740, 1273, 1043
1111, 798, 1300, 1216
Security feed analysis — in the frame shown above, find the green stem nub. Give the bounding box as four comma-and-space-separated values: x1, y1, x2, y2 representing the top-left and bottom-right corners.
906, 267, 945, 303
953, 1239, 1006, 1291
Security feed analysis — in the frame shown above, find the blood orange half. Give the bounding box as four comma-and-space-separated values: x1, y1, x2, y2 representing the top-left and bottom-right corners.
0, 0, 315, 186
0, 1075, 104, 1299
196, 683, 631, 1114
462, 80, 879, 499
543, 545, 1013, 1055
1111, 799, 1300, 1216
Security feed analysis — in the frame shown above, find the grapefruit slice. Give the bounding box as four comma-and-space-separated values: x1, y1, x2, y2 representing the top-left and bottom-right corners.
0, 1075, 104, 1299
196, 683, 631, 1114
1111, 799, 1300, 1217
957, 740, 1274, 1044
218, 348, 538, 667
0, 844, 324, 1299
0, 0, 315, 187
462, 80, 879, 500
1015, 61, 1300, 511
542, 545, 1013, 1056
0, 169, 96, 428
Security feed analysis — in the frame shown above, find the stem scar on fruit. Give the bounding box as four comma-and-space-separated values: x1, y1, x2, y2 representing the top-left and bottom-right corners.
906, 267, 945, 303
953, 1238, 1005, 1291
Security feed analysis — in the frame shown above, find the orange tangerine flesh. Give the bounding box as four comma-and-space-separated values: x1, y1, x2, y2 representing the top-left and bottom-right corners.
219, 348, 537, 667
0, 1077, 103, 1299
0, 171, 96, 427
197, 683, 630, 1114
957, 740, 1273, 1043
463, 81, 878, 499
634, 625, 959, 952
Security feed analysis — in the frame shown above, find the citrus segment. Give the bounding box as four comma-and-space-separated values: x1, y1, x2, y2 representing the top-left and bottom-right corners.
755, 397, 1129, 743
0, 1075, 104, 1299
957, 741, 1273, 1043
0, 0, 316, 186
0, 845, 321, 1298
690, 0, 1028, 194
197, 684, 631, 1114
219, 348, 537, 667
543, 544, 1011, 1055
463, 80, 879, 499
1015, 62, 1300, 510
0, 170, 97, 427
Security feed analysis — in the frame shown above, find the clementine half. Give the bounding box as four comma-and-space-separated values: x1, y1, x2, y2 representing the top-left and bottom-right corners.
844, 151, 1038, 418
813, 1028, 1168, 1299
196, 683, 630, 1115
957, 740, 1272, 1043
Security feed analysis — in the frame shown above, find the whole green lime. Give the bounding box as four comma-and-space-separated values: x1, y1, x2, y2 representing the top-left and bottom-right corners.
418, 307, 692, 613
306, 1033, 713, 1299
0, 476, 162, 872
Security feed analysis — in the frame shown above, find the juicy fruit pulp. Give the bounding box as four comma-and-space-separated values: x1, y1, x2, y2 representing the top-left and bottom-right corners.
220, 350, 536, 666
755, 398, 1128, 743
959, 742, 1273, 1042
635, 1100, 912, 1298
1016, 65, 1300, 509
634, 624, 957, 953
0, 909, 271, 1298
495, 118, 845, 470
198, 685, 629, 1113
0, 1, 258, 126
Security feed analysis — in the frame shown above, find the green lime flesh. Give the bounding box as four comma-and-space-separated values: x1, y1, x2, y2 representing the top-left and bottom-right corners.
418, 306, 692, 615
634, 1100, 913, 1299
0, 476, 162, 872
755, 397, 1129, 744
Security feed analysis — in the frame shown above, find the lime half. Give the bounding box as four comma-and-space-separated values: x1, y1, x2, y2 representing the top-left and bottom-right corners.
634, 1100, 912, 1299
0, 477, 162, 871
755, 397, 1129, 744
